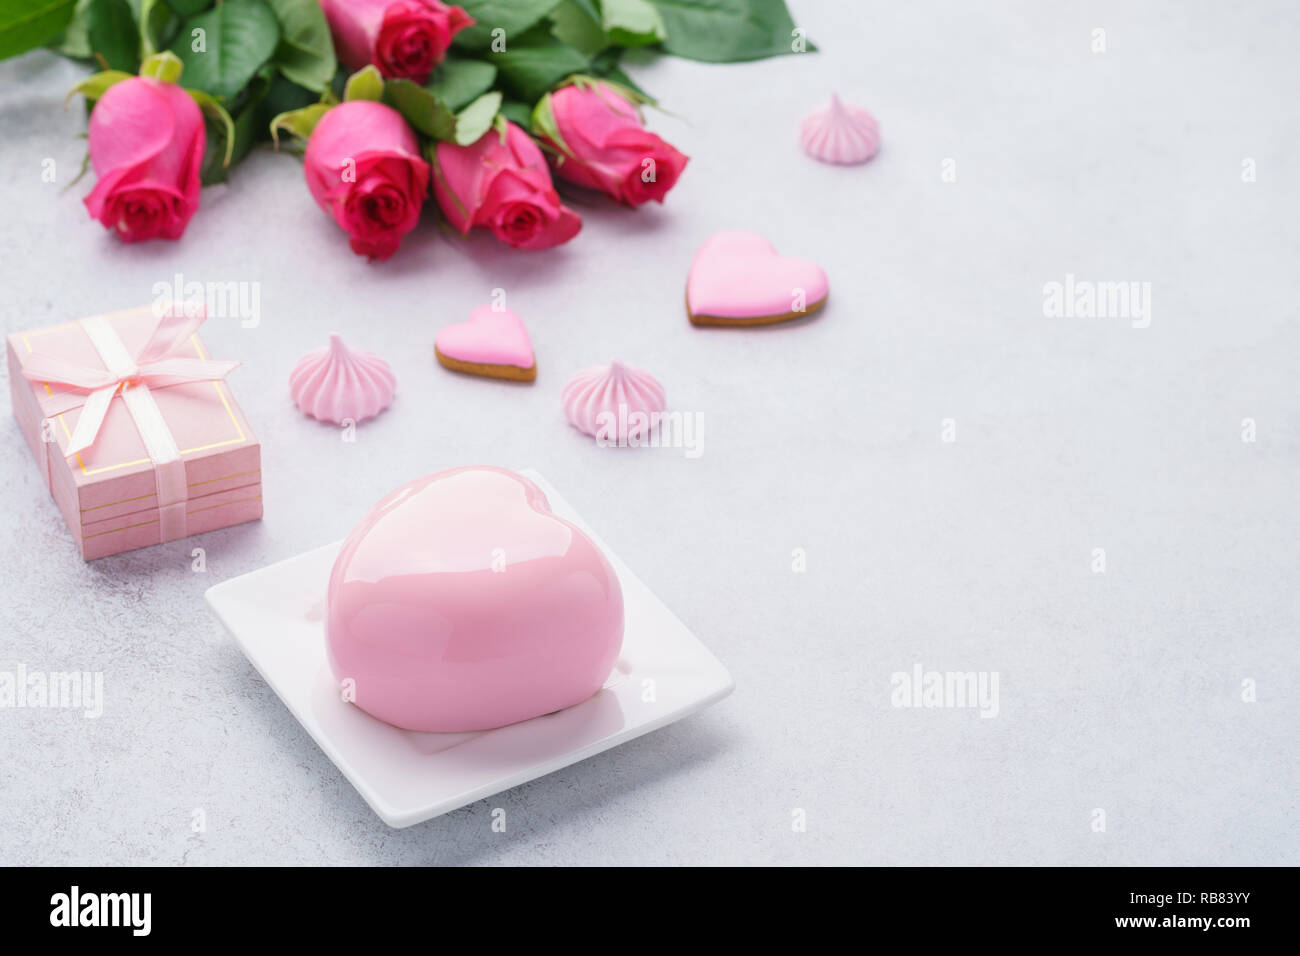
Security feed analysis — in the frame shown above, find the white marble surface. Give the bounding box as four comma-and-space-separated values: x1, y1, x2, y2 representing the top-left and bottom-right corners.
1, 1, 1297, 865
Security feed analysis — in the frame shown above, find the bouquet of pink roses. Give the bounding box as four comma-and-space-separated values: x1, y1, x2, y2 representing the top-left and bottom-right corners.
4, 0, 813, 259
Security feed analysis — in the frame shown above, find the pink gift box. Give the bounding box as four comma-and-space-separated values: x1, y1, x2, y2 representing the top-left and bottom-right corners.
7, 306, 261, 560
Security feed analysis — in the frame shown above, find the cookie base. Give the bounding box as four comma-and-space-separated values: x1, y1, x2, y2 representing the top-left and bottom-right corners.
435, 348, 537, 382
686, 292, 828, 327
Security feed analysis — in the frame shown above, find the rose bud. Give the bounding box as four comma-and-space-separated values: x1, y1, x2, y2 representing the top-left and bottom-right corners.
320, 0, 473, 84
534, 81, 689, 206
303, 100, 430, 260
83, 76, 205, 242
431, 121, 581, 250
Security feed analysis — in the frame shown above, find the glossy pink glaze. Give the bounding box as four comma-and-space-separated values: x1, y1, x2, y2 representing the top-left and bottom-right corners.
687, 230, 829, 319
326, 466, 624, 732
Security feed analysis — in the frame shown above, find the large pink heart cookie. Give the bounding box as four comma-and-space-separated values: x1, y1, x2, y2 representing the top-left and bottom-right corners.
435, 306, 536, 381
326, 466, 624, 732
686, 230, 829, 326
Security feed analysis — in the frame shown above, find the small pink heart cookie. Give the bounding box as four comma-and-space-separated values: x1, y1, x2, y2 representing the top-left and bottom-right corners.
686, 231, 829, 326
435, 305, 537, 382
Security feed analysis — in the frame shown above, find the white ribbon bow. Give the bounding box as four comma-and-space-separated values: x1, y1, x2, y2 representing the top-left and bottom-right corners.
22, 308, 238, 457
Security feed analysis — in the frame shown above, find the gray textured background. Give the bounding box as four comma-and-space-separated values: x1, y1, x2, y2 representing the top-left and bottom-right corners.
1, 1, 1297, 865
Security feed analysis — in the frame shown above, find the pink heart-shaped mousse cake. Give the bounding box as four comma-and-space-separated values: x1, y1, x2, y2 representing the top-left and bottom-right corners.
686, 230, 829, 326
326, 466, 624, 732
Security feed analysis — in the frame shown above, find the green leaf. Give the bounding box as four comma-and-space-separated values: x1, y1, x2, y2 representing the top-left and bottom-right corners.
225, 68, 274, 165
86, 0, 138, 71
140, 49, 183, 82
269, 100, 329, 148
490, 24, 587, 104
168, 0, 210, 14
139, 0, 181, 57
168, 0, 281, 100
548, 0, 604, 57
601, 0, 664, 48
343, 63, 384, 101
453, 90, 501, 146
49, 0, 92, 59
425, 54, 496, 111
187, 87, 236, 168
453, 0, 563, 54
498, 97, 531, 128
530, 90, 570, 156
258, 71, 319, 125
382, 78, 454, 139
64, 67, 132, 105
263, 0, 335, 92
195, 65, 274, 182
587, 48, 654, 102
647, 0, 812, 62
0, 0, 77, 60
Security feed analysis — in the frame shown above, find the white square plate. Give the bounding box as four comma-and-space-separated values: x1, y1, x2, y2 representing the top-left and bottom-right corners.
205, 469, 734, 828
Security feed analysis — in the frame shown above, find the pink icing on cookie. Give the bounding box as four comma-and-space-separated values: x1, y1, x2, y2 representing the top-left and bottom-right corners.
562, 360, 666, 441
800, 94, 880, 165
290, 332, 395, 424
435, 305, 534, 369
686, 231, 829, 321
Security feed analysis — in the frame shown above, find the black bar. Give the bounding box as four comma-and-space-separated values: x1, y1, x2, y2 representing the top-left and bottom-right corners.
3, 866, 1286, 942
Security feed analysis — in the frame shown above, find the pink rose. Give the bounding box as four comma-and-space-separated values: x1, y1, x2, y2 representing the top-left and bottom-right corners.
83, 76, 205, 242
320, 0, 474, 83
432, 121, 581, 250
304, 100, 430, 260
537, 82, 689, 206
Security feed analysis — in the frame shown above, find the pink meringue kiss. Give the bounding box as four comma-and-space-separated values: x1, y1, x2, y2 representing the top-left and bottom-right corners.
326, 466, 625, 732
290, 332, 395, 424
562, 360, 666, 443
800, 94, 880, 165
